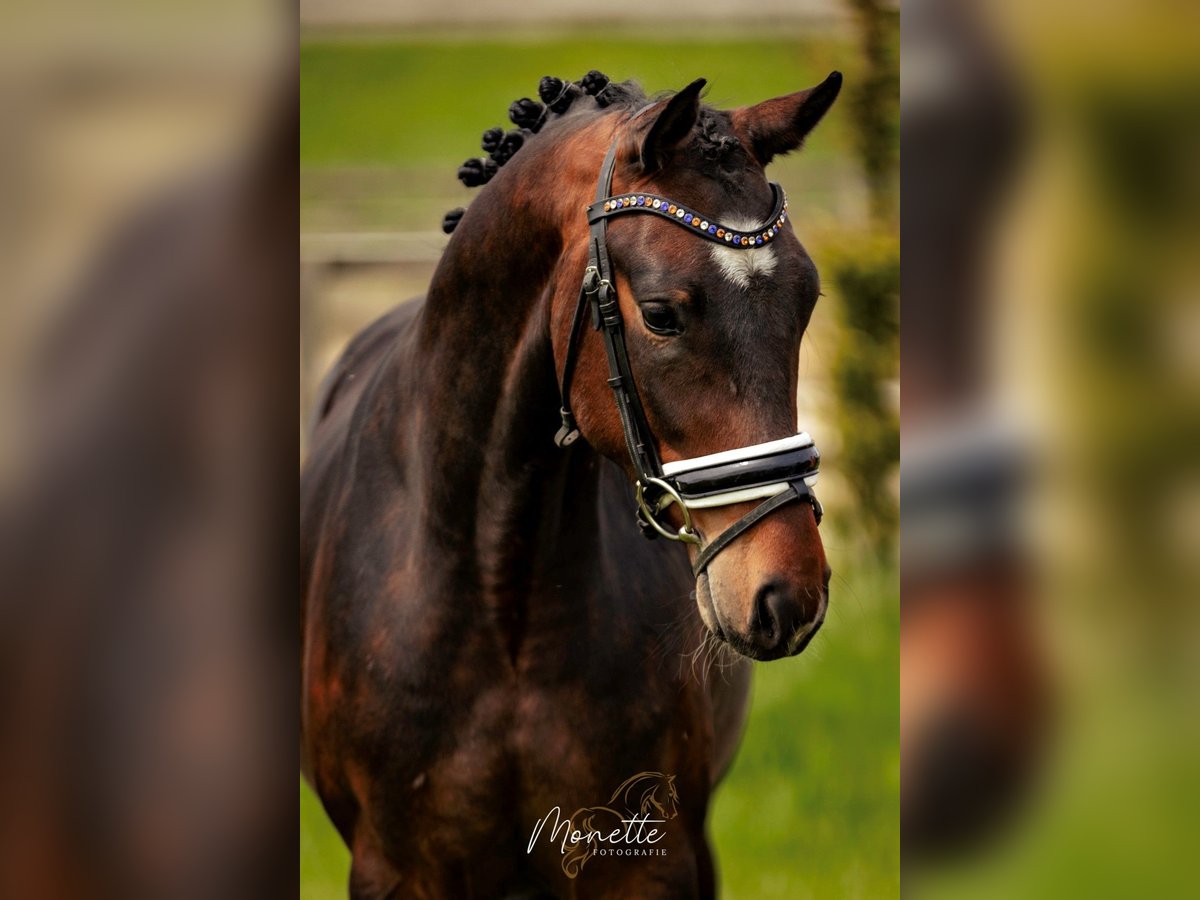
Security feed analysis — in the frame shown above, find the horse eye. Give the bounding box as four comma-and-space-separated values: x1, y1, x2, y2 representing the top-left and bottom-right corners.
641, 303, 682, 336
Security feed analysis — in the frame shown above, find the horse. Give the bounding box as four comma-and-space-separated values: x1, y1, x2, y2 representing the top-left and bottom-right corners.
301, 69, 841, 898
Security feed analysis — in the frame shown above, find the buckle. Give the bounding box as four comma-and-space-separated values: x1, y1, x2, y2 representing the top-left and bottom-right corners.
554, 425, 580, 448
554, 408, 580, 448
590, 279, 614, 331
635, 477, 701, 544
809, 492, 824, 525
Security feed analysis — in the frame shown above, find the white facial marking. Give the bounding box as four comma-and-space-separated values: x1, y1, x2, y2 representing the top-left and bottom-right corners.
707, 217, 777, 289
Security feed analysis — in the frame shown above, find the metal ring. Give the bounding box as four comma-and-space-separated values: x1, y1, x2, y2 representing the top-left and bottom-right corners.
635, 477, 701, 544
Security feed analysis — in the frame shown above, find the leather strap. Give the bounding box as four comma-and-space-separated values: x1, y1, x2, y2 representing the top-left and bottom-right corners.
555, 140, 619, 448
691, 481, 821, 577
552, 281, 591, 447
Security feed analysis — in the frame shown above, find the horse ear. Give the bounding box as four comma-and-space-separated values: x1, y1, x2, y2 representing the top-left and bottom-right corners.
731, 71, 842, 167
639, 78, 706, 173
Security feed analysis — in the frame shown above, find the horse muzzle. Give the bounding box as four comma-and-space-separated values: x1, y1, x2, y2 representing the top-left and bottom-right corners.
676, 442, 828, 661
696, 550, 830, 661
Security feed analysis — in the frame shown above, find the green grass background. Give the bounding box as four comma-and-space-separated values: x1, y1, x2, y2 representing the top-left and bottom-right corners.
301, 31, 898, 899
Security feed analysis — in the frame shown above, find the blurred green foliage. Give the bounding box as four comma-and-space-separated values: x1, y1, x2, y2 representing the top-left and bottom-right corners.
826, 1, 899, 562
827, 234, 900, 561
844, 0, 900, 227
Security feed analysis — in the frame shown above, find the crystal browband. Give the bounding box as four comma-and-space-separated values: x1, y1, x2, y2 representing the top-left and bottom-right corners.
587, 183, 789, 248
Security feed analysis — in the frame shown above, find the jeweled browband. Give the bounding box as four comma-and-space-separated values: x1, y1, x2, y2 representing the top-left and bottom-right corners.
587, 184, 789, 248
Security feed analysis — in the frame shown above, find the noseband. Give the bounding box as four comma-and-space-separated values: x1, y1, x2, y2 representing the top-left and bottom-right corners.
554, 139, 823, 578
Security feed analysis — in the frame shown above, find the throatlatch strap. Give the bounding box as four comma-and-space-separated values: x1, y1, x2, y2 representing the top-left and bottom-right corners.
553, 284, 591, 447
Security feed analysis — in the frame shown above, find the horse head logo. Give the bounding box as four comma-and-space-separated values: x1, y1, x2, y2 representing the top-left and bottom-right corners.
559, 772, 679, 879
610, 771, 679, 819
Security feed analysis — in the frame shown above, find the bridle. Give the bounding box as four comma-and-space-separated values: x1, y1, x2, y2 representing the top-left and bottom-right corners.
554, 138, 824, 578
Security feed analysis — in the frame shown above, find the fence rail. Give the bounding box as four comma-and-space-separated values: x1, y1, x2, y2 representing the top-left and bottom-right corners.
301, 231, 448, 266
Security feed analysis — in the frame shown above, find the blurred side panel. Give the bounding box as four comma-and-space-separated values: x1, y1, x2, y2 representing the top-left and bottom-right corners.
902, 0, 1200, 894
0, 1, 297, 898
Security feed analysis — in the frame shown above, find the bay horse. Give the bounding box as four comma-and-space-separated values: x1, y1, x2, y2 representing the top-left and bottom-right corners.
301, 69, 842, 898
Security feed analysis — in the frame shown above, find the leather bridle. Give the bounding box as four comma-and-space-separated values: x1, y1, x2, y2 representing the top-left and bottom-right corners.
554, 138, 823, 578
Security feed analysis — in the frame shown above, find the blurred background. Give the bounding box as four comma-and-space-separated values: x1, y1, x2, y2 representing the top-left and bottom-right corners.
3, 0, 1193, 896
0, 2, 296, 898
902, 0, 1200, 897
299, 1, 900, 899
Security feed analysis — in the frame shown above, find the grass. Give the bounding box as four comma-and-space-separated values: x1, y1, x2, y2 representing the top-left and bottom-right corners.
301, 781, 350, 900
299, 558, 898, 900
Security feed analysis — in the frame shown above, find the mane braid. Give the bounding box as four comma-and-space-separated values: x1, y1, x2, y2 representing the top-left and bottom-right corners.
443, 70, 649, 233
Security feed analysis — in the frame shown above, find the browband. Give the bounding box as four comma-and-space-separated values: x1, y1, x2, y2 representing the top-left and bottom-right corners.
587, 185, 789, 248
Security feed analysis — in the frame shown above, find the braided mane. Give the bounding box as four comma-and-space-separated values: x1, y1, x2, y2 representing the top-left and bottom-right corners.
442, 70, 643, 234
442, 70, 740, 233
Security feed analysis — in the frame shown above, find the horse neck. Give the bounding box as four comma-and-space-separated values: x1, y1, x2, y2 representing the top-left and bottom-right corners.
405, 119, 614, 595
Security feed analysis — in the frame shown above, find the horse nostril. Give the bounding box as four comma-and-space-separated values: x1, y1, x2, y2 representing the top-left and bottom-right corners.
753, 580, 784, 648
754, 579, 810, 652
750, 574, 827, 658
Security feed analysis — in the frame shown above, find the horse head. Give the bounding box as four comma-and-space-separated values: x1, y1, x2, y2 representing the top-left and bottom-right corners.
448, 70, 842, 660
